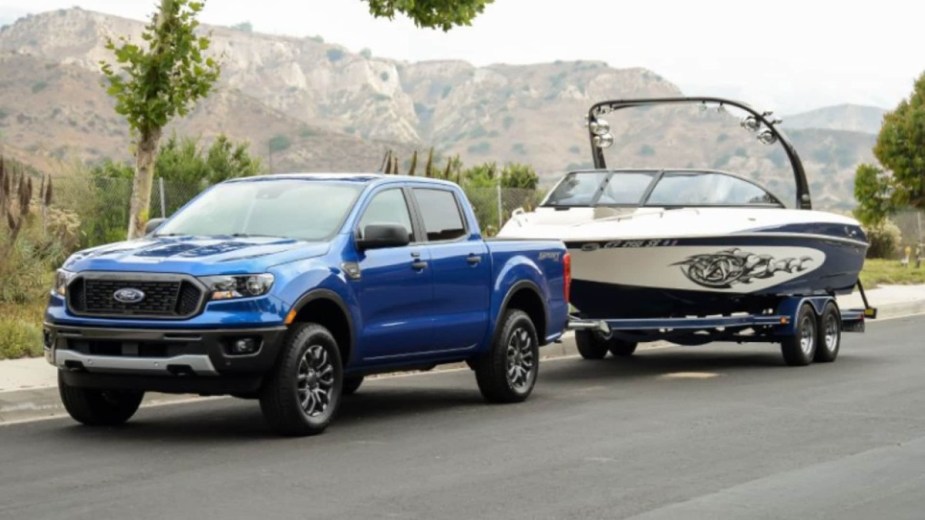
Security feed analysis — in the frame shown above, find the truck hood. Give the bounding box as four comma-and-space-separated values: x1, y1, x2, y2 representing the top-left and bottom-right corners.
63, 235, 331, 276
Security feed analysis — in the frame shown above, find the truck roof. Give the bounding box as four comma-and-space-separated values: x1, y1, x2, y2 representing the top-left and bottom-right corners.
225, 173, 460, 188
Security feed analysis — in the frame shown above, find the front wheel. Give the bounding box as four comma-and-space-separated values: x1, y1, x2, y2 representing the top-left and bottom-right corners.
58, 371, 144, 426
475, 309, 539, 403
259, 323, 343, 436
781, 303, 818, 366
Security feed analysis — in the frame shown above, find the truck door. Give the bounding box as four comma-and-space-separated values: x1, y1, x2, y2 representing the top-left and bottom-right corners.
411, 187, 491, 351
354, 188, 434, 360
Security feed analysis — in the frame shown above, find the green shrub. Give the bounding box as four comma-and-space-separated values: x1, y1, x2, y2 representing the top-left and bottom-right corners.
269, 134, 292, 152
0, 315, 43, 359
863, 219, 902, 259
31, 81, 48, 94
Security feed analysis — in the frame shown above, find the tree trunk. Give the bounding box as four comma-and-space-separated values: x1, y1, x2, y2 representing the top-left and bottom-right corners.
127, 128, 162, 239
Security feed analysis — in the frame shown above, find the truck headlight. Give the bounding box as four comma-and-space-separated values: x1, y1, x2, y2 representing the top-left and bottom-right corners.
53, 269, 75, 296
199, 274, 275, 300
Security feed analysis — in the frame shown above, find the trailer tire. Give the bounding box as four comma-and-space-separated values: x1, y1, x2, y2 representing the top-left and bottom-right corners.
781, 303, 818, 366
575, 330, 609, 360
814, 303, 841, 363
608, 340, 638, 357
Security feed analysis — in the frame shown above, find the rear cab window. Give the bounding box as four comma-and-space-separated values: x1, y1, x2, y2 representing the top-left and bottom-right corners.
412, 188, 467, 242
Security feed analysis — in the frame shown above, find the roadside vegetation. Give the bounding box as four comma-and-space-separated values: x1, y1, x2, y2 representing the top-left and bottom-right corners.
861, 259, 925, 288
853, 72, 925, 261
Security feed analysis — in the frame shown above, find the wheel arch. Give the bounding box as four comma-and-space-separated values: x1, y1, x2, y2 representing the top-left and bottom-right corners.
495, 280, 549, 346
288, 289, 355, 366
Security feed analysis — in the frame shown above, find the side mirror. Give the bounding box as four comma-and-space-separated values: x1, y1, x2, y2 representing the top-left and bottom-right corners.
356, 224, 410, 250
145, 218, 166, 235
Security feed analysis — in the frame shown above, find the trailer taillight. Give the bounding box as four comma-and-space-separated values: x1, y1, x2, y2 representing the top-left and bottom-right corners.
563, 252, 571, 304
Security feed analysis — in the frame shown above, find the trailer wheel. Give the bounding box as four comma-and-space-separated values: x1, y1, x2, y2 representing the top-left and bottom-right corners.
575, 330, 609, 360
781, 303, 818, 366
814, 303, 841, 363
608, 340, 638, 357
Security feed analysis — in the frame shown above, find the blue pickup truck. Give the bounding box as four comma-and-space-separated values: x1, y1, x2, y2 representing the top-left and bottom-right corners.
44, 174, 569, 435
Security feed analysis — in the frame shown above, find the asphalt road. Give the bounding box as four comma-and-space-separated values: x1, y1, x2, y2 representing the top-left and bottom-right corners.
2, 316, 925, 520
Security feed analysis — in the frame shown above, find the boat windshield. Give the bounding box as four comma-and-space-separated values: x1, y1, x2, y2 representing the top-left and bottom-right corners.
544, 171, 656, 206
542, 170, 783, 208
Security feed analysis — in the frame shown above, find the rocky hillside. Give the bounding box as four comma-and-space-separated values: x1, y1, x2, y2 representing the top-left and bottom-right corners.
0, 8, 877, 208
784, 104, 887, 135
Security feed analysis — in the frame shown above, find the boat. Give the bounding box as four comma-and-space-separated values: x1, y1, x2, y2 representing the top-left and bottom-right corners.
498, 97, 869, 324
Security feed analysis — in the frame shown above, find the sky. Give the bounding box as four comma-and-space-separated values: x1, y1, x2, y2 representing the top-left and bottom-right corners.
0, 0, 921, 115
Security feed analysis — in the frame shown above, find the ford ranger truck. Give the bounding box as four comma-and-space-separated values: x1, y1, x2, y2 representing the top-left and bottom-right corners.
45, 174, 570, 436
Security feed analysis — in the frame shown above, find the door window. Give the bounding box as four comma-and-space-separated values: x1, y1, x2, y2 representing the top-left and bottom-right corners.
357, 189, 414, 242
413, 189, 467, 241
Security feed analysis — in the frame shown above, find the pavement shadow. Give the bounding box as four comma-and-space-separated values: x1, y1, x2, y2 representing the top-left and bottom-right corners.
39, 386, 486, 442
542, 347, 804, 383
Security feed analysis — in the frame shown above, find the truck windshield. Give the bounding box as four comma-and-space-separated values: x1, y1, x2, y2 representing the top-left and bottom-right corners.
155, 179, 363, 241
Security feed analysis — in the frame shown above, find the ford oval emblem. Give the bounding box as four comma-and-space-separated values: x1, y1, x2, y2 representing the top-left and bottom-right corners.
113, 288, 146, 304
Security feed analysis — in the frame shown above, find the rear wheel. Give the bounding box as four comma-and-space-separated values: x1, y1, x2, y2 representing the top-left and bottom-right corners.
575, 330, 609, 360
814, 302, 841, 363
259, 323, 343, 436
58, 371, 144, 426
781, 304, 818, 366
475, 309, 539, 403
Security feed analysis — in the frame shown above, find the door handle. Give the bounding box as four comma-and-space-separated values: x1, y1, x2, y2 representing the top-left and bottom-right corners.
411, 259, 428, 270
466, 254, 482, 265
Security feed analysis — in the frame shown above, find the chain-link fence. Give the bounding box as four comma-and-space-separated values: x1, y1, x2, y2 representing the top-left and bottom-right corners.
49, 175, 542, 245
893, 209, 925, 247
461, 186, 543, 236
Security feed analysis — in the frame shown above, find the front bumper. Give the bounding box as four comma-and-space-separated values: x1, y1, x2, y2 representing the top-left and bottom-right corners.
45, 322, 288, 394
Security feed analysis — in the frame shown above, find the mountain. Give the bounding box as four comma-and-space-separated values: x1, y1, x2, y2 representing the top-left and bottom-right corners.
784, 104, 887, 135
0, 8, 877, 209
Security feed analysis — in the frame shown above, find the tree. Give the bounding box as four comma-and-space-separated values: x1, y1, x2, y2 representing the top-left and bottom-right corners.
500, 163, 539, 190
853, 163, 893, 226
95, 134, 262, 186
873, 72, 925, 210
100, 0, 220, 238
364, 0, 494, 30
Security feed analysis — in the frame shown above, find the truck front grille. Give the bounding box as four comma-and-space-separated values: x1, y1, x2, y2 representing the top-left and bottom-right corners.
68, 275, 205, 319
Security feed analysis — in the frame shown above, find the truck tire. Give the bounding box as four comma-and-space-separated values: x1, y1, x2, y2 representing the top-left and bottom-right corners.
814, 302, 841, 363
259, 323, 343, 436
575, 330, 609, 360
58, 371, 144, 426
475, 309, 539, 403
342, 375, 364, 396
608, 339, 638, 357
781, 303, 818, 366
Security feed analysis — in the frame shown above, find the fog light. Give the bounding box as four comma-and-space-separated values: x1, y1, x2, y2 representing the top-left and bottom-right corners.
43, 329, 54, 348
230, 338, 259, 355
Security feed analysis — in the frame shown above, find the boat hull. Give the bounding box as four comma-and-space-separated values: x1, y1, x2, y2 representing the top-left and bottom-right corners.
567, 233, 866, 318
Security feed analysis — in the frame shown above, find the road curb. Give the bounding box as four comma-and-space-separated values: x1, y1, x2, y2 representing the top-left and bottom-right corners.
3, 300, 923, 426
